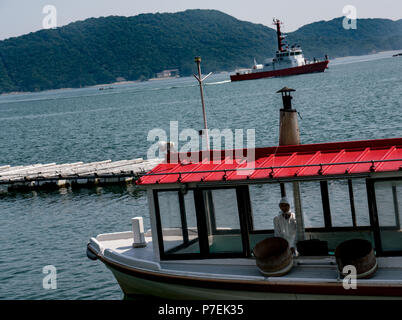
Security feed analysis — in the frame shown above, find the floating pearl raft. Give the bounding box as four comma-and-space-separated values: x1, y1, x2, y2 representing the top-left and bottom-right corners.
0, 158, 163, 192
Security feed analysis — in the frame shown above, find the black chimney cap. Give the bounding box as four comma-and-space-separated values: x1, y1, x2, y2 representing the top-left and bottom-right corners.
276, 87, 296, 94
277, 87, 295, 110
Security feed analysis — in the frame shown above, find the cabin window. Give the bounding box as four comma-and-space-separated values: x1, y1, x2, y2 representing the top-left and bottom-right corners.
327, 180, 353, 227
157, 191, 182, 252
203, 189, 244, 254
351, 179, 371, 226
299, 181, 325, 228
306, 179, 374, 252
326, 179, 370, 227
156, 190, 200, 256
245, 179, 377, 255
155, 187, 250, 259
374, 179, 402, 252
249, 183, 294, 230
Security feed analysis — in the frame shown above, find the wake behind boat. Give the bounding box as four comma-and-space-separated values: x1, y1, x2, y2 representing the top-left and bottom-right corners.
230, 19, 329, 82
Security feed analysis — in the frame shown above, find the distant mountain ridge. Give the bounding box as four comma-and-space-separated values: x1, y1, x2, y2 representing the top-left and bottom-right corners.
0, 9, 401, 93
288, 17, 402, 58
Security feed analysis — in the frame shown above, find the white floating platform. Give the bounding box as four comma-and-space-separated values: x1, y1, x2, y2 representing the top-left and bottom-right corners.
0, 158, 163, 191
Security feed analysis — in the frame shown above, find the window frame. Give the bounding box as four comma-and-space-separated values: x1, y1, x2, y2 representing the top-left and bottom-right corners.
153, 189, 203, 260
153, 186, 251, 260
247, 178, 373, 234
368, 177, 402, 256
152, 176, 402, 260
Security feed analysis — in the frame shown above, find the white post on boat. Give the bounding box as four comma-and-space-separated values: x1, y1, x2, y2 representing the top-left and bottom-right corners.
132, 217, 147, 248
277, 87, 305, 242
193, 56, 212, 150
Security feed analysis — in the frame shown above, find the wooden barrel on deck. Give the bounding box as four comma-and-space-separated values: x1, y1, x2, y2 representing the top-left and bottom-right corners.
253, 237, 293, 277
335, 239, 378, 279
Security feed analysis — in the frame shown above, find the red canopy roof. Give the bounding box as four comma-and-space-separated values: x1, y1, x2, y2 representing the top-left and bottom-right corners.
137, 138, 402, 185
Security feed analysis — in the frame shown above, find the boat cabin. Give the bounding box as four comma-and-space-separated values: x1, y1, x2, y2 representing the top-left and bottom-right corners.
137, 138, 402, 262
270, 48, 305, 68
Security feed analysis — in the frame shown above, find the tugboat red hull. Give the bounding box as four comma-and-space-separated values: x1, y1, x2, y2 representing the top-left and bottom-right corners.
230, 60, 329, 82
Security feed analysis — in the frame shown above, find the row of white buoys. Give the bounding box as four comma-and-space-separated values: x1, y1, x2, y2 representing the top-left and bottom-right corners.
0, 158, 163, 192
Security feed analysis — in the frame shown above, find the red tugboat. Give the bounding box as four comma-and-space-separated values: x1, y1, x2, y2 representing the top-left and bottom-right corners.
230, 19, 329, 82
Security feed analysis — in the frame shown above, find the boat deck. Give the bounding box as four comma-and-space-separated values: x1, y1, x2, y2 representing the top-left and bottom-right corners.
90, 232, 402, 285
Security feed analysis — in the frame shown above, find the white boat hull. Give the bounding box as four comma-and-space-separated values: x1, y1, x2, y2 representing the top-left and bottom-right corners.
87, 234, 402, 300
105, 263, 401, 300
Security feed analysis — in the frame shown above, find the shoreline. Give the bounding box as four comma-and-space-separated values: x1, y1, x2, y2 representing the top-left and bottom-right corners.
1, 50, 400, 97
0, 78, 181, 97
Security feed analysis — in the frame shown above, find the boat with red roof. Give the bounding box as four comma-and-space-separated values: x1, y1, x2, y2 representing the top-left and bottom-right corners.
86, 85, 402, 299
230, 19, 329, 82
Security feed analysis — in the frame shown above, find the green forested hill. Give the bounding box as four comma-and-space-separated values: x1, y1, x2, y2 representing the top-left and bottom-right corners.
0, 9, 401, 93
287, 17, 402, 58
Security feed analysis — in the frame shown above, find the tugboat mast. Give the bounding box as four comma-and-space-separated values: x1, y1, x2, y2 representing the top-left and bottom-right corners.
273, 19, 285, 52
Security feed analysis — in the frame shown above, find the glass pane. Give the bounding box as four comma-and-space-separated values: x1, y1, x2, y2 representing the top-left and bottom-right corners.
299, 181, 324, 228
327, 180, 353, 227
211, 189, 240, 230
375, 180, 402, 252
375, 181, 398, 227
158, 191, 200, 255
303, 179, 374, 253
183, 191, 200, 252
249, 183, 282, 230
284, 182, 295, 209
158, 191, 183, 252
352, 179, 370, 226
204, 189, 243, 254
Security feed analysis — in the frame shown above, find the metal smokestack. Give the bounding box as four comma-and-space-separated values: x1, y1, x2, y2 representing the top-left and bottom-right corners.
277, 87, 300, 146
276, 87, 305, 242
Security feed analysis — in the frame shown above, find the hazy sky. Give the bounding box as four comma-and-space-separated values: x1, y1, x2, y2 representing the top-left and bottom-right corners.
1, 0, 402, 40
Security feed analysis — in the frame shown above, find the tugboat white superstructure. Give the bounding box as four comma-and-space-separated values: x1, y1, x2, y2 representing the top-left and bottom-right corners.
230, 19, 329, 81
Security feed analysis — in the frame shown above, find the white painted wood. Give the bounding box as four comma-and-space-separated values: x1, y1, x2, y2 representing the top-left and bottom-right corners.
0, 163, 58, 177
132, 217, 146, 248
16, 162, 85, 179
0, 163, 44, 176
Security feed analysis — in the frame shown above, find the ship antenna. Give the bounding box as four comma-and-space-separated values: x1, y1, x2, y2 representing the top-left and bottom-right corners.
193, 56, 212, 150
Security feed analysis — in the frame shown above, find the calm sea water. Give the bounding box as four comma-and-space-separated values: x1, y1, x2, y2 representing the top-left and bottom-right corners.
1, 51, 402, 299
